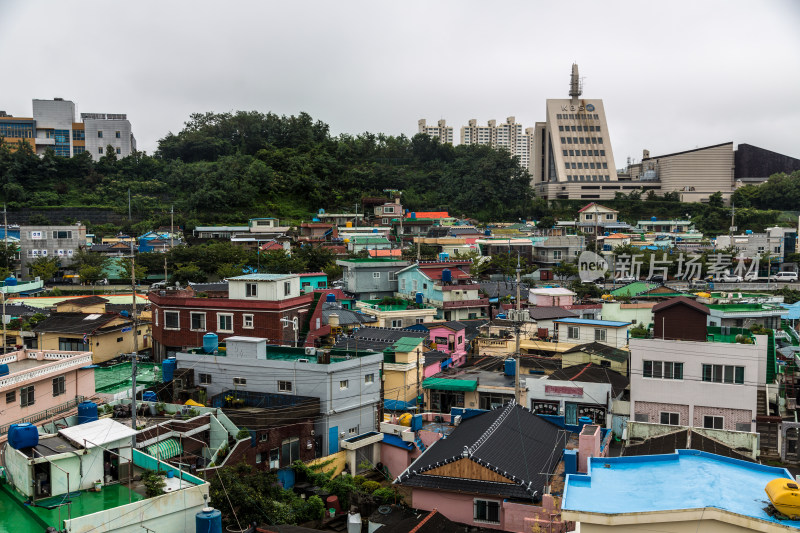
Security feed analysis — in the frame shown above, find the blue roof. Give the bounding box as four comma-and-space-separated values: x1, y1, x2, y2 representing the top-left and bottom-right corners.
553, 318, 631, 327
382, 433, 414, 450
563, 450, 800, 528
229, 273, 295, 281
782, 302, 800, 320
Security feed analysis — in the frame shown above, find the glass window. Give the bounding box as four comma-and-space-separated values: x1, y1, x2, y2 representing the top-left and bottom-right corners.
660, 412, 679, 425
98, 131, 103, 138
284, 281, 291, 296
59, 337, 89, 351
190, 312, 206, 331
199, 373, 212, 384
269, 449, 280, 469
704, 416, 723, 429
164, 311, 179, 329
52, 376, 66, 396
98, 147, 103, 154
279, 380, 292, 392
116, 147, 121, 155
115, 131, 121, 138
474, 499, 500, 523
365, 373, 374, 384
246, 282, 258, 297
218, 313, 233, 332
594, 329, 606, 341
281, 437, 299, 466
568, 326, 579, 339
233, 377, 246, 385
20, 385, 34, 407
243, 314, 254, 329
5, 391, 15, 404
373, 272, 381, 279
340, 380, 349, 390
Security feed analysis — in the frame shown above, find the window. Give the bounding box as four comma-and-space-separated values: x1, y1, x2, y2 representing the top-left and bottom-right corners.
383, 206, 395, 213
259, 433, 268, 442
594, 329, 606, 341
474, 499, 500, 524
20, 385, 34, 407
115, 147, 121, 155
605, 214, 614, 220
269, 448, 280, 469
634, 413, 649, 422
585, 214, 593, 220
702, 364, 744, 384
6, 391, 15, 403
256, 452, 263, 464
59, 337, 89, 351
348, 427, 358, 435
562, 150, 568, 156
115, 131, 121, 138
199, 373, 212, 384
703, 415, 723, 429
643, 361, 683, 380
116, 337, 123, 342
390, 319, 402, 328
245, 282, 258, 297
243, 314, 254, 329
233, 377, 247, 386
284, 281, 291, 296
281, 438, 299, 465
412, 279, 418, 292
52, 230, 72, 239
190, 312, 206, 331
416, 318, 425, 324
98, 147, 103, 154
400, 278, 406, 291
278, 380, 292, 392
373, 272, 381, 279
736, 422, 751, 432
660, 412, 679, 425
553, 250, 562, 260
164, 311, 180, 330
365, 373, 374, 384
218, 313, 233, 332
340, 380, 349, 390
567, 326, 580, 340
97, 130, 103, 138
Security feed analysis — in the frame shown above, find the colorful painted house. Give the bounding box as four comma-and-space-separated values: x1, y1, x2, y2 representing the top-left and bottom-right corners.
298, 272, 328, 293
396, 260, 489, 321
428, 321, 468, 367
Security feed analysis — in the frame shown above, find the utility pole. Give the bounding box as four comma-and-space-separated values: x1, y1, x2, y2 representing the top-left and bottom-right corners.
514, 253, 522, 405
354, 203, 358, 229
128, 189, 131, 221
2, 204, 7, 354
164, 205, 173, 284
3, 203, 8, 271
130, 238, 139, 447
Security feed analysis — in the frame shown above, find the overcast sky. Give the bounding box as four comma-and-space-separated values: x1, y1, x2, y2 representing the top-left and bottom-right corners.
2, 1, 799, 166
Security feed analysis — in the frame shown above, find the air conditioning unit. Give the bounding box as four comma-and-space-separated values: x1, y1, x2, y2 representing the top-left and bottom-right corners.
305, 347, 316, 356
297, 358, 309, 363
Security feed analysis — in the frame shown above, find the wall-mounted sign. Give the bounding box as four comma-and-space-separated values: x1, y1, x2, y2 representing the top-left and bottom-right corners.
545, 385, 584, 397
31, 231, 43, 240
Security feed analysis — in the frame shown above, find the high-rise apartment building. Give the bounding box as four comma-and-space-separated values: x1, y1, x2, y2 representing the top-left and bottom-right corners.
532, 64, 620, 200
461, 116, 532, 170
0, 98, 136, 161
417, 119, 453, 144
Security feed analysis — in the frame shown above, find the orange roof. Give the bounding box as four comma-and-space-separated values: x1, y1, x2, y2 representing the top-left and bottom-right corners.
606, 233, 629, 239
405, 211, 450, 219
368, 249, 402, 257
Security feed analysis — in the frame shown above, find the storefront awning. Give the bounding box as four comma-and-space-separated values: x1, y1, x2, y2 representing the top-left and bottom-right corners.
146, 438, 183, 460
422, 378, 478, 392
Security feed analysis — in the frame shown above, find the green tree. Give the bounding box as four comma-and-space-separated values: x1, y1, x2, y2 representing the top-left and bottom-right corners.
294, 245, 336, 272
74, 248, 110, 269
79, 264, 106, 285
30, 256, 59, 281
708, 191, 724, 208
171, 263, 206, 284
216, 262, 243, 279
117, 256, 148, 282
552, 262, 578, 282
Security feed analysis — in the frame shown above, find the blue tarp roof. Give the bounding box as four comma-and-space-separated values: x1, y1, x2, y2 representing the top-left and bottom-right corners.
382, 433, 414, 450
384, 398, 417, 411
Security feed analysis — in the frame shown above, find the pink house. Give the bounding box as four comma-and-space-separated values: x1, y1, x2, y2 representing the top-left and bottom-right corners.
428, 321, 467, 367
395, 403, 570, 533
529, 287, 576, 307
0, 348, 95, 443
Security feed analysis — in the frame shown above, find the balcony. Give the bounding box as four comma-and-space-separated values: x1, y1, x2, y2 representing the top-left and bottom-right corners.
0, 395, 86, 436
0, 350, 93, 390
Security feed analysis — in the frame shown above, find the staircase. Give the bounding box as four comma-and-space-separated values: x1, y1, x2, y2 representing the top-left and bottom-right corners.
757, 389, 768, 416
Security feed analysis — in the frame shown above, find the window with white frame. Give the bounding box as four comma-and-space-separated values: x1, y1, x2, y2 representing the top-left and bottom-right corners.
243, 314, 254, 329
278, 380, 292, 392
400, 278, 406, 291
703, 415, 723, 429
284, 281, 291, 296
233, 377, 247, 386
348, 427, 358, 435
594, 329, 606, 341
390, 319, 402, 328
474, 499, 500, 523
364, 373, 374, 384
269, 448, 280, 469
567, 326, 579, 339
246, 282, 258, 297
412, 279, 418, 292
553, 250, 562, 260
218, 313, 233, 332
164, 311, 180, 330
190, 312, 206, 331
373, 272, 381, 279
389, 271, 397, 281
281, 438, 299, 465
643, 361, 684, 380
20, 385, 34, 407
702, 364, 744, 384
340, 380, 349, 390
660, 412, 679, 425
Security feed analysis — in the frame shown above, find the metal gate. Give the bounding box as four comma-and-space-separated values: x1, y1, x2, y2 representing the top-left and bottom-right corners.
356, 444, 373, 473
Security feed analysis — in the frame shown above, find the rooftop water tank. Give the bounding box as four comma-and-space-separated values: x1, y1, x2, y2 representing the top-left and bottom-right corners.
312, 217, 320, 222
441, 269, 452, 283
120, 310, 129, 317
203, 333, 218, 354
142, 391, 157, 403
326, 293, 336, 303
438, 252, 449, 261
162, 358, 177, 382
504, 358, 516, 377
746, 229, 753, 235
195, 507, 222, 533
415, 292, 423, 305
410, 212, 416, 219
484, 229, 491, 236
497, 313, 507, 319
4, 276, 16, 287
650, 216, 657, 221
8, 423, 38, 450
77, 401, 98, 425
410, 414, 423, 432
0, 364, 8, 377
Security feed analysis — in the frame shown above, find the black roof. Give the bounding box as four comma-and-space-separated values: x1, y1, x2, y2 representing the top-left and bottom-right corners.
4, 303, 46, 317
58, 296, 109, 308
189, 281, 229, 292
423, 350, 449, 366
377, 509, 501, 533
105, 303, 148, 314
528, 306, 578, 320
562, 341, 629, 363
321, 302, 373, 326
396, 403, 565, 500
623, 429, 753, 462
33, 312, 121, 335
333, 327, 428, 352
477, 281, 529, 299
548, 363, 629, 397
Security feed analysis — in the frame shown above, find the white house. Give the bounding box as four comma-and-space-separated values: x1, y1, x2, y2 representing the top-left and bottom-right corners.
553, 318, 631, 348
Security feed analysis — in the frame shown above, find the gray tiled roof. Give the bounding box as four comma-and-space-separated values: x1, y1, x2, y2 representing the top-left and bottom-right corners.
528, 306, 578, 320
548, 363, 629, 397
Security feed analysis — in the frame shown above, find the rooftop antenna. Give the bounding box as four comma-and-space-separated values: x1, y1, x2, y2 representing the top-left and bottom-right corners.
569, 63, 582, 103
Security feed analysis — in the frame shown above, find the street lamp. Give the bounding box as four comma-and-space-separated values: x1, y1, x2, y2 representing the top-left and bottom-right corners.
281, 316, 299, 347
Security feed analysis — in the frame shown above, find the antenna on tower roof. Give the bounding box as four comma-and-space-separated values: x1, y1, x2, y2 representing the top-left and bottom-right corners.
569, 63, 583, 100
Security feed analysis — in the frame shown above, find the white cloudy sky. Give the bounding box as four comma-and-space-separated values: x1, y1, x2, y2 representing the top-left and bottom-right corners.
2, 1, 799, 165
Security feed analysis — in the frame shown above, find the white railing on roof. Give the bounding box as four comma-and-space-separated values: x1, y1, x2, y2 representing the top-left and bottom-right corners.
0, 354, 92, 389
43, 351, 84, 360
0, 353, 18, 365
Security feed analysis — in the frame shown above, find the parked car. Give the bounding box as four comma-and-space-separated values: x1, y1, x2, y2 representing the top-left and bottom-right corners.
689, 279, 708, 289
744, 272, 760, 282
718, 273, 743, 283
647, 274, 666, 284
770, 271, 799, 282
616, 275, 637, 283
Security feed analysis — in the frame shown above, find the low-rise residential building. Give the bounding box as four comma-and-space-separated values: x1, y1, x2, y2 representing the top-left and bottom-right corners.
19, 223, 86, 279
652, 296, 710, 342
554, 318, 630, 348
706, 302, 786, 331
298, 272, 328, 293
716, 226, 797, 263
337, 258, 409, 300
560, 342, 630, 376
192, 225, 249, 240
348, 236, 392, 254
601, 301, 656, 328
533, 235, 585, 266
428, 321, 468, 367
396, 260, 489, 321
629, 335, 766, 432
177, 337, 383, 456
529, 287, 576, 307
355, 298, 438, 328
150, 273, 314, 359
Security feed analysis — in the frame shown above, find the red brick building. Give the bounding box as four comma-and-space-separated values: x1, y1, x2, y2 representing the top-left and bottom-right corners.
150, 273, 313, 360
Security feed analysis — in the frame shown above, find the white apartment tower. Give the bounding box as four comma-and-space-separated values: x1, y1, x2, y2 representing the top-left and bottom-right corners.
417, 119, 453, 144
532, 64, 619, 200
461, 116, 533, 171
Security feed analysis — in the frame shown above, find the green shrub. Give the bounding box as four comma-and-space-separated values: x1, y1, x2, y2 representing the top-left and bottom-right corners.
236, 428, 251, 440
352, 475, 366, 487
141, 469, 166, 497
372, 487, 400, 504
361, 480, 380, 493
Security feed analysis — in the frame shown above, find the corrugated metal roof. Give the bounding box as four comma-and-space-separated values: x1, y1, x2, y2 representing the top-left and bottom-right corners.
59, 418, 138, 448
229, 273, 295, 281
421, 378, 477, 391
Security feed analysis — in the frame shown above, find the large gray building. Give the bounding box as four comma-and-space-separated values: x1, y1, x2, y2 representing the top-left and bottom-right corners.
19, 223, 86, 279
336, 258, 410, 300
176, 336, 383, 456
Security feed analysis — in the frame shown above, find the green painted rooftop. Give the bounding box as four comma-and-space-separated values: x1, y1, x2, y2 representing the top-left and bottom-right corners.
390, 337, 425, 352
95, 362, 160, 393
610, 282, 657, 297
706, 303, 782, 312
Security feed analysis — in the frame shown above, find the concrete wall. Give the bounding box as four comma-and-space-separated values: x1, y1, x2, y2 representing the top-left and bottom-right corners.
556, 322, 628, 348
527, 377, 612, 416
83, 118, 135, 161
625, 421, 760, 460
602, 302, 655, 327
228, 276, 301, 301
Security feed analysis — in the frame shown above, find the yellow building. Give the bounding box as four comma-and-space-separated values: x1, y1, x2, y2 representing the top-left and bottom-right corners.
382, 337, 426, 406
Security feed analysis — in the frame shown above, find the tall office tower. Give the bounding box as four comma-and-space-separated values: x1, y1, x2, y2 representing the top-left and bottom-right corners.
417, 118, 454, 144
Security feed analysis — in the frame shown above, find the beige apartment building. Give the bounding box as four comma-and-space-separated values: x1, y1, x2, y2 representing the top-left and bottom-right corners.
417, 119, 453, 144
460, 116, 532, 170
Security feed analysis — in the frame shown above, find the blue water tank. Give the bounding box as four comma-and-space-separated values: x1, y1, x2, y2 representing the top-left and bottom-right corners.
438, 252, 449, 261
0, 364, 8, 377
563, 449, 578, 476
504, 358, 516, 376
415, 292, 423, 305
162, 358, 177, 382
195, 507, 222, 533
746, 229, 753, 235
8, 423, 39, 450
372, 228, 378, 233
441, 269, 452, 283
142, 391, 157, 403
203, 333, 219, 354
120, 310, 129, 317
4, 276, 16, 287
410, 212, 416, 219
326, 293, 336, 303
651, 216, 657, 221
410, 414, 423, 432
484, 229, 491, 236
312, 217, 320, 222
77, 401, 99, 425
497, 313, 506, 319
